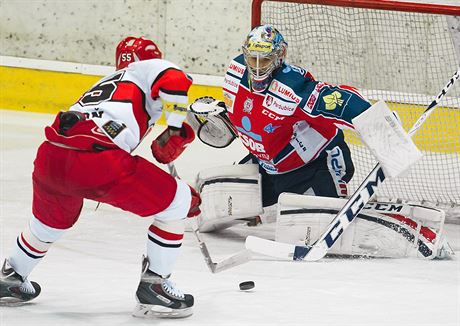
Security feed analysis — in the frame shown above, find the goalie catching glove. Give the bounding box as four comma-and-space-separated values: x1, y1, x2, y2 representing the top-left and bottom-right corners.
188, 96, 227, 116
187, 96, 237, 149
151, 123, 195, 164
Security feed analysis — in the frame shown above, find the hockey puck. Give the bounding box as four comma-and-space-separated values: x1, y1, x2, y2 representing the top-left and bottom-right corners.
239, 281, 255, 291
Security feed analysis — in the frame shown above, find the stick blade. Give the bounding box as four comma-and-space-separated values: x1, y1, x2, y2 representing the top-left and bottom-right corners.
245, 236, 328, 262
299, 242, 327, 261
245, 236, 296, 260
212, 249, 252, 273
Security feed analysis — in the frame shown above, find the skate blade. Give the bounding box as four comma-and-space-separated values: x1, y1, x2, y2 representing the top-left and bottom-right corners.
0, 296, 31, 307
132, 303, 193, 319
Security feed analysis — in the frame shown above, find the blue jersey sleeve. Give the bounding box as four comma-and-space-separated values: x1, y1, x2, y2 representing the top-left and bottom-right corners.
300, 82, 371, 127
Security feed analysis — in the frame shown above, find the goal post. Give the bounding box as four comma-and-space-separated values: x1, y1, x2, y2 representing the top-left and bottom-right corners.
252, 0, 460, 25
251, 0, 460, 210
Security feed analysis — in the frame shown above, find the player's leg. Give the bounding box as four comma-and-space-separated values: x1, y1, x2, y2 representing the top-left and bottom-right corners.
1, 142, 83, 305
134, 179, 194, 318
89, 153, 194, 318
272, 139, 354, 199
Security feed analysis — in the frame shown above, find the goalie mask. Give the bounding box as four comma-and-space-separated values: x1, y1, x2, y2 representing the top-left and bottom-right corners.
242, 25, 287, 92
116, 36, 162, 70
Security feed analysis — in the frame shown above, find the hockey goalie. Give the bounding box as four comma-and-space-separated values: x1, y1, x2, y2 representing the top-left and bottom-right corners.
185, 24, 454, 260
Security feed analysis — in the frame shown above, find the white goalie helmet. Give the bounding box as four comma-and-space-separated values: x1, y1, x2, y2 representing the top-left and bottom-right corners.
242, 24, 287, 92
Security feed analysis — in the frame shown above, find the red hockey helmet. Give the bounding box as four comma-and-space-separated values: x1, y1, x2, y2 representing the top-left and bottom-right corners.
115, 36, 162, 70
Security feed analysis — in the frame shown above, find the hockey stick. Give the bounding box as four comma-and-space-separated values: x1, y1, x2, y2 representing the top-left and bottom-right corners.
166, 162, 251, 273
246, 67, 460, 261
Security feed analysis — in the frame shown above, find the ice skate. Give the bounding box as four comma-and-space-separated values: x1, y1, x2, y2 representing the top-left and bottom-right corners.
132, 257, 193, 318
434, 237, 455, 260
0, 259, 41, 306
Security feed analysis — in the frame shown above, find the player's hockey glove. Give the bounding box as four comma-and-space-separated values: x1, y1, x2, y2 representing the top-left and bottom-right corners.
187, 185, 201, 217
57, 111, 87, 134
151, 122, 195, 164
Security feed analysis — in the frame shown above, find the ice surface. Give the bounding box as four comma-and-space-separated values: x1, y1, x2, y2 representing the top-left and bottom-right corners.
1, 110, 459, 326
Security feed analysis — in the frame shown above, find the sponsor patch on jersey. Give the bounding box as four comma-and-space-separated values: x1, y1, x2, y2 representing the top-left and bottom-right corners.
261, 108, 285, 121
282, 64, 306, 76
237, 131, 266, 153
268, 80, 301, 104
223, 73, 240, 94
303, 82, 325, 113
259, 160, 278, 173
243, 97, 254, 114
228, 60, 246, 78
263, 94, 297, 116
256, 153, 271, 161
316, 87, 352, 118
223, 91, 235, 113
102, 120, 126, 139
263, 123, 281, 133
236, 116, 262, 141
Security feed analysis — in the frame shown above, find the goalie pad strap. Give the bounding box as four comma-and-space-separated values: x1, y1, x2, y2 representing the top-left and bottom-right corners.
199, 178, 258, 192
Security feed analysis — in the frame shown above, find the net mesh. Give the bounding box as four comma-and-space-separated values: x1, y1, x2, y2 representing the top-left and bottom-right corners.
258, 1, 460, 207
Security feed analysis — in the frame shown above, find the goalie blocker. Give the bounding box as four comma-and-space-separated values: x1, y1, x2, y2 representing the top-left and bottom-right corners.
352, 100, 422, 178
272, 193, 453, 259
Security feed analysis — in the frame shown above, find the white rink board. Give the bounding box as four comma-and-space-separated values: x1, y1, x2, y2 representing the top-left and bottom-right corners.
0, 110, 459, 326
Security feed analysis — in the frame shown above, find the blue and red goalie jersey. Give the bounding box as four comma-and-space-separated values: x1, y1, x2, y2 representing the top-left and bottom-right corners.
223, 54, 372, 174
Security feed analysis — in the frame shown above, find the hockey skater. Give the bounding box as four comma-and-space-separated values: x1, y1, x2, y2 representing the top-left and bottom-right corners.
185, 24, 454, 260
0, 36, 200, 318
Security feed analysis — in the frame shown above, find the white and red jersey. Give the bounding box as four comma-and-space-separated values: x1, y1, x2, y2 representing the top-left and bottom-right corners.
223, 54, 372, 174
46, 59, 192, 152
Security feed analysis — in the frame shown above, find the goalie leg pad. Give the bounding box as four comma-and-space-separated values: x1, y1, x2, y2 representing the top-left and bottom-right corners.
275, 193, 447, 259
196, 164, 263, 232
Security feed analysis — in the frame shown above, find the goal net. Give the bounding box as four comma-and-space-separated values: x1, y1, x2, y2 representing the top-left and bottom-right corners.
252, 0, 460, 211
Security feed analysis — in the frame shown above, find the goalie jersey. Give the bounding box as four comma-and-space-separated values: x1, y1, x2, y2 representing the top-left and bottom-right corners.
223, 54, 371, 174
45, 59, 192, 152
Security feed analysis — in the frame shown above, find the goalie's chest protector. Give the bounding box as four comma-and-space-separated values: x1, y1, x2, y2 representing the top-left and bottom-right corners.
224, 56, 333, 174
227, 84, 297, 161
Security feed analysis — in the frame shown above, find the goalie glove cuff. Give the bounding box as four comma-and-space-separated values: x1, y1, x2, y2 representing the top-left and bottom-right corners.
189, 96, 226, 116
151, 122, 195, 164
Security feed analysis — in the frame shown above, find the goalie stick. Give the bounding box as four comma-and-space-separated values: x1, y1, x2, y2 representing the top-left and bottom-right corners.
246, 67, 460, 262
166, 162, 251, 273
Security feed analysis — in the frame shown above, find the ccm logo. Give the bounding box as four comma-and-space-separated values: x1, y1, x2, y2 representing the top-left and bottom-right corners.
324, 167, 386, 248
262, 109, 284, 121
